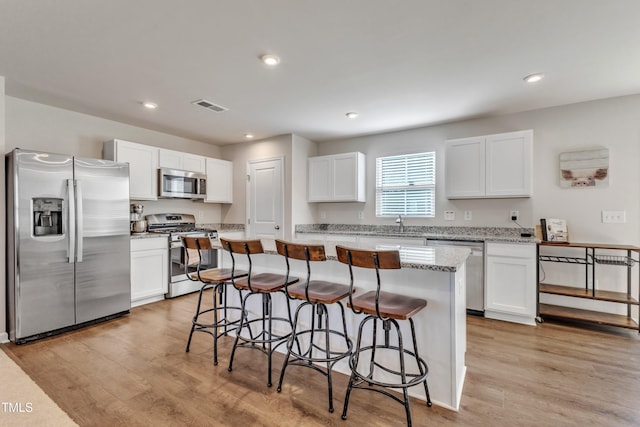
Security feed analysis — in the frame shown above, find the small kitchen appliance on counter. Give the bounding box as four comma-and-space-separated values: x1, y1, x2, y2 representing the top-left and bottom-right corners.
130, 203, 147, 233
146, 213, 218, 298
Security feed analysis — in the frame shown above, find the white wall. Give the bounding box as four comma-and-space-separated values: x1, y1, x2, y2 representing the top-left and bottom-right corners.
291, 134, 318, 236
0, 77, 6, 341
6, 97, 221, 159
5, 96, 225, 224
317, 94, 640, 246
220, 134, 294, 237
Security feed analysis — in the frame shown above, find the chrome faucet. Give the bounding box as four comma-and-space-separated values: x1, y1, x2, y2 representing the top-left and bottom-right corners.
395, 214, 404, 233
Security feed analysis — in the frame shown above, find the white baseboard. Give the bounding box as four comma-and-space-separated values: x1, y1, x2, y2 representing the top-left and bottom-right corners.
0, 332, 9, 344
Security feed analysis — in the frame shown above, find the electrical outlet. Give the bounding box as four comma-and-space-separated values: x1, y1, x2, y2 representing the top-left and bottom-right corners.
464, 210, 472, 221
444, 211, 455, 221
357, 211, 364, 220
198, 211, 204, 220
320, 211, 326, 220
510, 210, 519, 221
602, 210, 626, 223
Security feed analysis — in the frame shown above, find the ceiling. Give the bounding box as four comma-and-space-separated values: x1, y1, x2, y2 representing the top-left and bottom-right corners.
1, 1, 640, 145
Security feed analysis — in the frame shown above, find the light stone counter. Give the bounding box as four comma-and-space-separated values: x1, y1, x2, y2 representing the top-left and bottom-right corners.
296, 224, 536, 244
215, 237, 470, 273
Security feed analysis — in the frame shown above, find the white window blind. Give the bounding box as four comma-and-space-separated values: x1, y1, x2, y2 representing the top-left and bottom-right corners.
376, 151, 435, 217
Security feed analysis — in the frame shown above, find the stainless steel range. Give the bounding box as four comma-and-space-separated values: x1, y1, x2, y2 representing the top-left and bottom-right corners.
146, 213, 218, 298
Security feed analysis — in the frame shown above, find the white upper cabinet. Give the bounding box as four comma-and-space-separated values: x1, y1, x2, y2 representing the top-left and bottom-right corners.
308, 152, 366, 202
445, 130, 532, 199
205, 157, 233, 203
158, 148, 182, 170
183, 153, 206, 173
103, 139, 158, 200
444, 136, 485, 198
158, 148, 206, 173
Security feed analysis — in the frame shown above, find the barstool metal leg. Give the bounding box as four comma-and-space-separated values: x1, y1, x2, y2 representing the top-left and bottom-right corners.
185, 283, 209, 353
341, 315, 369, 421
228, 291, 250, 373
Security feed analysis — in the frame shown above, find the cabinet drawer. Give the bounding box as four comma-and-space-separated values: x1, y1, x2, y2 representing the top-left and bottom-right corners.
131, 236, 168, 251
486, 242, 534, 258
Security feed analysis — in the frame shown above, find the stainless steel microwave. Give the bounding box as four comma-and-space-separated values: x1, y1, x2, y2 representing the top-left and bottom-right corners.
158, 168, 206, 199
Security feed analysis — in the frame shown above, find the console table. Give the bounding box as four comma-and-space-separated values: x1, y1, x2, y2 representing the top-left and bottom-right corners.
537, 242, 640, 331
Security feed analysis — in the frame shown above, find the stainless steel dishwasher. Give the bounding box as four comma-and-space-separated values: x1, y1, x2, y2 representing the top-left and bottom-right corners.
426, 239, 485, 315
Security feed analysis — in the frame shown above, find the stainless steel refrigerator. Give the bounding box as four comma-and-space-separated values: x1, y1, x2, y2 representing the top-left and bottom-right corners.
6, 149, 131, 343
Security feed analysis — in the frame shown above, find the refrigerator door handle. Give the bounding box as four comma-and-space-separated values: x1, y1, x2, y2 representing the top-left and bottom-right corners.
76, 180, 84, 263
67, 179, 76, 263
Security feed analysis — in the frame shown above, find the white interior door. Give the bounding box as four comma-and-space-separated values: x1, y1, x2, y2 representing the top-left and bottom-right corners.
247, 157, 284, 241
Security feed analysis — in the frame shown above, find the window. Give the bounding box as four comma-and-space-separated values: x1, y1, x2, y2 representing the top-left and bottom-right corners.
376, 151, 436, 217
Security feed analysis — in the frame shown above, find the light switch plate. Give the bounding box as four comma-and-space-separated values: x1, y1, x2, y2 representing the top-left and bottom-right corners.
464, 210, 472, 221
602, 210, 626, 223
444, 211, 455, 221
320, 211, 327, 220
357, 211, 364, 220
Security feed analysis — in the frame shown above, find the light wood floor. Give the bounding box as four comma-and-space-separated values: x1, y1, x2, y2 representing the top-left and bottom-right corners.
3, 293, 640, 427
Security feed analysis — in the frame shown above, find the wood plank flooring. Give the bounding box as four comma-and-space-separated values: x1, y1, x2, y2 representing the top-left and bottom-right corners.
3, 292, 640, 426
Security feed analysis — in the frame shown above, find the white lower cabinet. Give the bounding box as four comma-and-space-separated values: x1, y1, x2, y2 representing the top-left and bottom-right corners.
484, 242, 536, 325
131, 237, 169, 307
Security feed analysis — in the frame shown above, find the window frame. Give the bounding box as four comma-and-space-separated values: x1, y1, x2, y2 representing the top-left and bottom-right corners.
375, 150, 436, 218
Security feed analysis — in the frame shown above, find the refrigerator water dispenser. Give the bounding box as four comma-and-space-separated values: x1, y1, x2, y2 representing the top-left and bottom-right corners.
33, 198, 63, 236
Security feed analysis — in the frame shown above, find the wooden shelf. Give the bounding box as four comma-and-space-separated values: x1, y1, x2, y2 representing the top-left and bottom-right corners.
539, 304, 639, 330
539, 283, 639, 305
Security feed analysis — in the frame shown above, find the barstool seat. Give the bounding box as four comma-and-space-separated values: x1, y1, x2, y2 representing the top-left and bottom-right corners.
232, 272, 292, 292
182, 236, 247, 366
337, 245, 431, 427
287, 280, 351, 304
348, 290, 426, 320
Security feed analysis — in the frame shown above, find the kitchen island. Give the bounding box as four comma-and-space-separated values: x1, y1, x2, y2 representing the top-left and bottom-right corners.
217, 239, 470, 411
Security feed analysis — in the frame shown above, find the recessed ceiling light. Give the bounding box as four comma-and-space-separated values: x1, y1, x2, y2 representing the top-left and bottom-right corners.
142, 101, 158, 109
346, 112, 359, 119
260, 54, 280, 66
523, 73, 544, 83
245, 133, 254, 139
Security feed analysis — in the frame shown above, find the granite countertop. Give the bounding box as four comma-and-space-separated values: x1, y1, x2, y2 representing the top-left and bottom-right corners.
295, 224, 536, 244
214, 237, 470, 273
130, 232, 169, 239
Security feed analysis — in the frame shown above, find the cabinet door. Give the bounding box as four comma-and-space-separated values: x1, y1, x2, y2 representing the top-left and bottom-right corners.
158, 148, 183, 170
445, 137, 485, 199
308, 156, 332, 202
108, 140, 158, 200
333, 153, 364, 201
485, 243, 536, 323
130, 241, 168, 307
183, 153, 206, 173
485, 130, 532, 197
205, 157, 233, 203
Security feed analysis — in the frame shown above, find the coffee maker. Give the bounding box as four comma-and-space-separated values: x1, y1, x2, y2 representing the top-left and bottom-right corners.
130, 203, 147, 233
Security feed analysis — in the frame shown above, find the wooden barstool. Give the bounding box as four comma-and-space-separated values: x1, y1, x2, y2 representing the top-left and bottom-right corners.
274, 240, 353, 413
182, 236, 248, 365
336, 245, 431, 427
221, 238, 300, 387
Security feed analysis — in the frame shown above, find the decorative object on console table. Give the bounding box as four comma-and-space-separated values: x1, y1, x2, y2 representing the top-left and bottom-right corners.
540, 218, 568, 243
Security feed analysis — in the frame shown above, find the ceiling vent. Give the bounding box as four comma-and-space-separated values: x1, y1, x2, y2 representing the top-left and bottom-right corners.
191, 99, 228, 112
